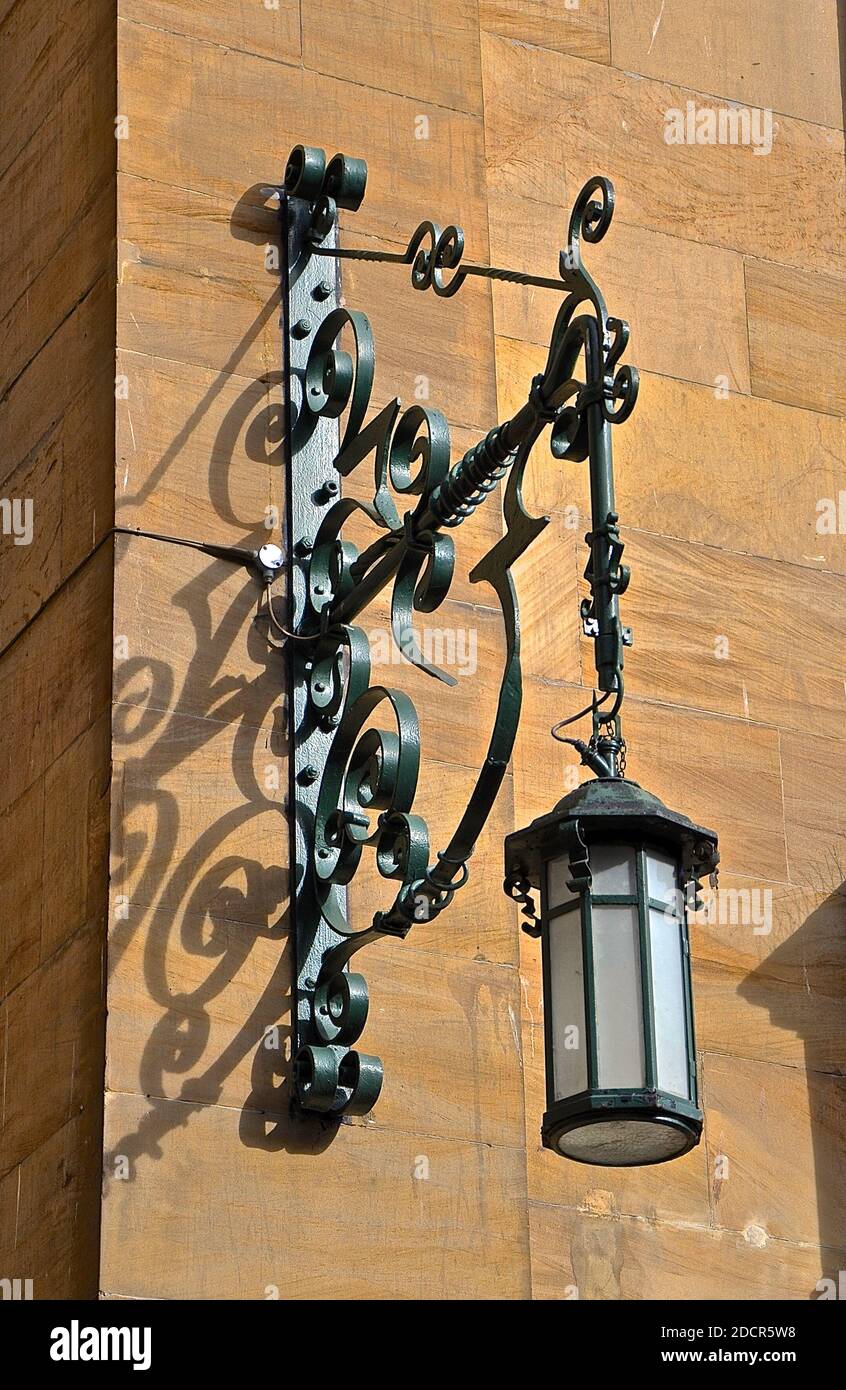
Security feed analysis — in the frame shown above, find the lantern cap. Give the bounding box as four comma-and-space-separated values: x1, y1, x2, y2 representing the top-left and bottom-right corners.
504, 777, 719, 890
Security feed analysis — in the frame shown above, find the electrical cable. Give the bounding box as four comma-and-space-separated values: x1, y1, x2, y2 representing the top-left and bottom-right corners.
112, 524, 308, 650
262, 581, 315, 645
550, 673, 624, 743
111, 525, 258, 567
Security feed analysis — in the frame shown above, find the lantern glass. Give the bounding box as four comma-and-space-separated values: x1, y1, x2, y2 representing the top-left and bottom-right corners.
548, 909, 586, 1099
541, 835, 699, 1165
646, 847, 678, 908
547, 856, 577, 907
648, 906, 689, 1098
591, 842, 636, 894
591, 902, 645, 1087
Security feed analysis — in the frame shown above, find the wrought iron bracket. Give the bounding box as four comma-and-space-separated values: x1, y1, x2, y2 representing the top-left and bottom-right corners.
280, 145, 640, 1121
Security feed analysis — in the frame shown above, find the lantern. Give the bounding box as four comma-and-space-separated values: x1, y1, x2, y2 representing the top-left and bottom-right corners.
505, 778, 718, 1166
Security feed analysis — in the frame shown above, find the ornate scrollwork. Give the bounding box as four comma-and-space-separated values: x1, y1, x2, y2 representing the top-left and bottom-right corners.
284, 148, 640, 1116
504, 872, 541, 937
301, 306, 374, 457
293, 1042, 384, 1117
540, 178, 641, 467
407, 220, 466, 296
309, 625, 430, 936
301, 306, 460, 686
284, 144, 638, 303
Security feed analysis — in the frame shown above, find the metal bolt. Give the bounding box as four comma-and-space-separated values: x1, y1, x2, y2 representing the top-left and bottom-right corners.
292, 318, 312, 338
294, 536, 313, 557
313, 681, 326, 693
317, 847, 330, 859
297, 764, 319, 785
304, 977, 316, 990
323, 479, 339, 497
314, 584, 325, 595
313, 281, 332, 301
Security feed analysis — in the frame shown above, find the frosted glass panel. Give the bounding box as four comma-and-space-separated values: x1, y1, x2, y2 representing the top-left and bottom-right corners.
649, 908, 689, 1098
591, 904, 645, 1087
547, 854, 578, 908
647, 849, 679, 916
590, 843, 636, 895
548, 911, 587, 1100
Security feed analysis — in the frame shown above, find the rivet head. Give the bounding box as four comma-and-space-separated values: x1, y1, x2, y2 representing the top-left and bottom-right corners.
292, 317, 312, 338
324, 479, 339, 497
313, 280, 332, 301
297, 764, 319, 786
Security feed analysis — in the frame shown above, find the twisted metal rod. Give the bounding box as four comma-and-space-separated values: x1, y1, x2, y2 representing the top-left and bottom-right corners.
313, 242, 569, 294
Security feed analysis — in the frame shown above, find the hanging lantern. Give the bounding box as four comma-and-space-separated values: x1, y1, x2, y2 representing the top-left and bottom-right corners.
505, 777, 719, 1166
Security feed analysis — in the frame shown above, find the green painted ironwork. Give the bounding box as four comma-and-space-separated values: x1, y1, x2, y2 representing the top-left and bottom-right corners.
283, 145, 641, 1118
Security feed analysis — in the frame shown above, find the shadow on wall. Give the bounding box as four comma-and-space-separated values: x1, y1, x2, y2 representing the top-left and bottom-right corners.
104, 185, 340, 1188
739, 879, 846, 1267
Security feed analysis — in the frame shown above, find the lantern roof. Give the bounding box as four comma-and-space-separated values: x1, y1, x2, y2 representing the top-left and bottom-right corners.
505, 777, 719, 889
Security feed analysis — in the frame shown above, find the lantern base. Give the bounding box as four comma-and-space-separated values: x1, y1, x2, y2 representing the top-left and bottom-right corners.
542, 1089, 702, 1167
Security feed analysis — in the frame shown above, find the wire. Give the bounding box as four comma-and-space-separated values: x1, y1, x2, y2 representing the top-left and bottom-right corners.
551, 688, 610, 742
606, 671, 624, 721
261, 582, 316, 646
550, 673, 624, 743
111, 525, 259, 567
113, 525, 210, 554
114, 526, 321, 650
